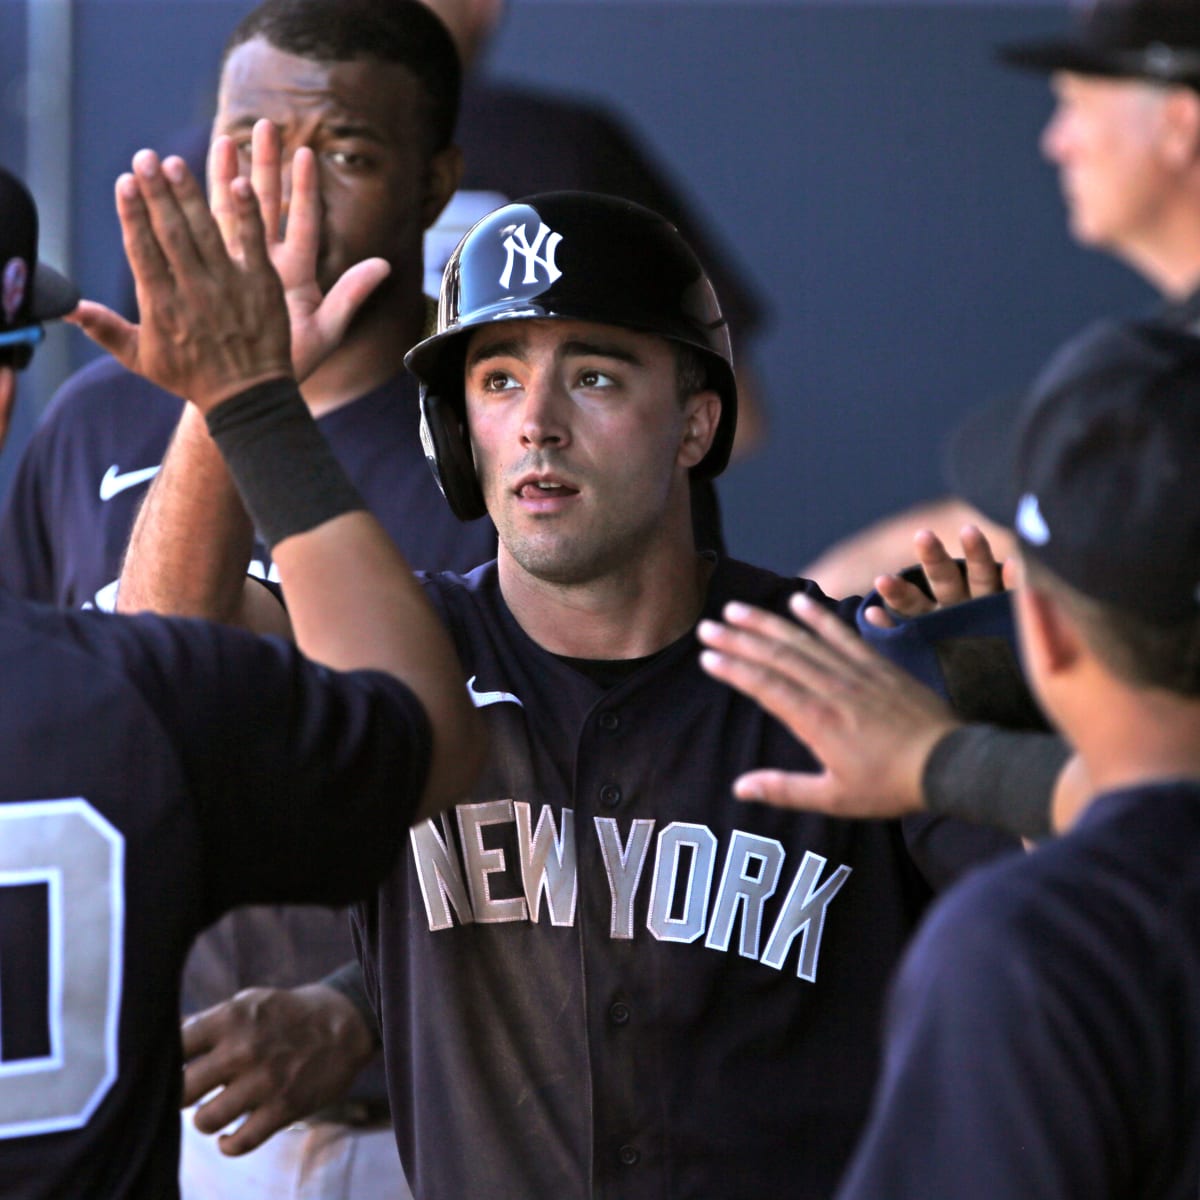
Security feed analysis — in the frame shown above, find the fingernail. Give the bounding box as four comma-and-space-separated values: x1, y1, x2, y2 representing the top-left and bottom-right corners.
724, 601, 750, 620
132, 150, 158, 177
733, 780, 761, 802
696, 619, 721, 641
163, 157, 185, 183
699, 649, 723, 672
117, 174, 138, 198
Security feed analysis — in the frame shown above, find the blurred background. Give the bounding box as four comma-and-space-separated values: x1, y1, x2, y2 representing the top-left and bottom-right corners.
0, 0, 1154, 576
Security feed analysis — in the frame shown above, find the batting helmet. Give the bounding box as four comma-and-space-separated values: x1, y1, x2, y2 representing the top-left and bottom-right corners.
405, 190, 737, 521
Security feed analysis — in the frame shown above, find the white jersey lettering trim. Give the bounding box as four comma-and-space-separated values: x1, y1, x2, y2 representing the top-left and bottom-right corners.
647, 823, 718, 945
761, 851, 852, 981
513, 802, 577, 926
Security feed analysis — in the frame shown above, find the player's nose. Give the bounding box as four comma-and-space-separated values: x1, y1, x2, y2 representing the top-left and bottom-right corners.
519, 372, 570, 448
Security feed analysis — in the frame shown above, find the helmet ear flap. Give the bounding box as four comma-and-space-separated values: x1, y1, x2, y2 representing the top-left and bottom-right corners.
418, 387, 488, 522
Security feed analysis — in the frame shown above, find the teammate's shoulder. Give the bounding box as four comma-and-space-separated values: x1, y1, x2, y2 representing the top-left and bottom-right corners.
41, 354, 181, 427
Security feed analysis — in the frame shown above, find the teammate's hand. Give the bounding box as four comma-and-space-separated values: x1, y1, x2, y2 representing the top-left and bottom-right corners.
862, 524, 1014, 629
67, 149, 292, 411
208, 119, 391, 384
180, 983, 377, 1156
697, 592, 960, 817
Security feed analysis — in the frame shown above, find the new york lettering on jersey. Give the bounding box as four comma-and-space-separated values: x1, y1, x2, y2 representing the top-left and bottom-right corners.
356, 559, 939, 1200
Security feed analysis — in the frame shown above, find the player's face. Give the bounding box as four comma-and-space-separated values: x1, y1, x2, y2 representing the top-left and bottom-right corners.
213, 37, 452, 296
464, 319, 714, 585
1041, 73, 1177, 251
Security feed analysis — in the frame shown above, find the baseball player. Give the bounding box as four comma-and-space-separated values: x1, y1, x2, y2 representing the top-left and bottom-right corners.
719, 319, 1200, 1198
118, 184, 1015, 1198
0, 3, 494, 1194
0, 160, 480, 1198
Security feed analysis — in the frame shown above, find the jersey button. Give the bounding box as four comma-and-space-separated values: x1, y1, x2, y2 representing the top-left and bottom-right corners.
598, 711, 620, 732
600, 784, 622, 808
618, 1144, 640, 1167
609, 1001, 631, 1026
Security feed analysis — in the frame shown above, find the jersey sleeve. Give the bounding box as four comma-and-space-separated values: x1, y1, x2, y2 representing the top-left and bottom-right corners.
0, 406, 62, 601
835, 871, 1136, 1200
78, 609, 432, 918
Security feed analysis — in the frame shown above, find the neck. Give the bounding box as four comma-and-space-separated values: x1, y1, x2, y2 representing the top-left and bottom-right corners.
1059, 678, 1200, 800
1116, 201, 1200, 300
499, 527, 714, 660
299, 273, 427, 417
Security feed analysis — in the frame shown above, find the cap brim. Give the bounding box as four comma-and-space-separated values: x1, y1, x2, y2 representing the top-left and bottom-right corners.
943, 389, 1023, 529
997, 38, 1126, 79
28, 261, 79, 323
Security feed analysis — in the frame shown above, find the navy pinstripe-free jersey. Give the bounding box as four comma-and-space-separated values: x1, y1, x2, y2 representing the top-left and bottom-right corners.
353, 557, 963, 1200
0, 355, 496, 609
0, 591, 431, 1199
836, 781, 1200, 1200
0, 354, 496, 1035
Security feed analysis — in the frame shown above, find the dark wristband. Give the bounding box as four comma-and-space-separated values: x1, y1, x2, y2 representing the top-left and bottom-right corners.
922, 724, 1070, 840
321, 960, 382, 1047
205, 377, 366, 551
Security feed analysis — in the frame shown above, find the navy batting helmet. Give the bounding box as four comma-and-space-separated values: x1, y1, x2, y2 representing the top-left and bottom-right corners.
405, 190, 737, 521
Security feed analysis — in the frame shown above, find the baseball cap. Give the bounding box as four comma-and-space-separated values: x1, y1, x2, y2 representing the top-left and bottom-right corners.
946, 319, 1200, 624
0, 166, 78, 362
999, 1, 1200, 89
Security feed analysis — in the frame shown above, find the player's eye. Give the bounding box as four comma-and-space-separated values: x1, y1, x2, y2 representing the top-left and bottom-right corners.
576, 368, 616, 390
479, 369, 519, 393
326, 148, 376, 171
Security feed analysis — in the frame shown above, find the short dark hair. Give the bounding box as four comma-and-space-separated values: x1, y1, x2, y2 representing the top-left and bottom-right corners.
1025, 556, 1200, 696
223, 0, 461, 152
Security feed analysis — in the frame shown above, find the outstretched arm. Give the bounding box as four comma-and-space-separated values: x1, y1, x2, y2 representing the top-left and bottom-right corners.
76, 124, 387, 631
699, 592, 1076, 839
80, 140, 482, 815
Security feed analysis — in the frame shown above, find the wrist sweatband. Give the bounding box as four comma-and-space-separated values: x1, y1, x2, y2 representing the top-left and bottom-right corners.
205, 378, 366, 551
922, 724, 1069, 840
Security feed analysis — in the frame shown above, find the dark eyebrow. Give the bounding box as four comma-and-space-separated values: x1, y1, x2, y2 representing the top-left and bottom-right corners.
467, 338, 526, 368
560, 339, 643, 365
326, 122, 387, 144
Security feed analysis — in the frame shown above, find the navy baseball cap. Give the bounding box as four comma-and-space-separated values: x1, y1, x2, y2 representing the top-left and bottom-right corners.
0, 166, 78, 360
946, 319, 1200, 624
999, 1, 1200, 89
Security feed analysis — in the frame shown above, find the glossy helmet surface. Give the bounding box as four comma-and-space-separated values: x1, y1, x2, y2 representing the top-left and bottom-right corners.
405, 190, 737, 520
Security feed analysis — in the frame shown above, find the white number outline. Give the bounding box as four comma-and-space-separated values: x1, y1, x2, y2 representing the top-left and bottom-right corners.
0, 799, 124, 1139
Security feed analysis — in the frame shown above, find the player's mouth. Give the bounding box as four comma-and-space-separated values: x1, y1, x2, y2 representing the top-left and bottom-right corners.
513, 473, 580, 512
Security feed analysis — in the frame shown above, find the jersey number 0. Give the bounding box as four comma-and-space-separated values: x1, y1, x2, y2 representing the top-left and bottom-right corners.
0, 799, 124, 1139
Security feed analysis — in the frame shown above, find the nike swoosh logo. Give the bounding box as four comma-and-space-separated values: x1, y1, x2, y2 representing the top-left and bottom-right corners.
99, 464, 161, 502
466, 675, 524, 709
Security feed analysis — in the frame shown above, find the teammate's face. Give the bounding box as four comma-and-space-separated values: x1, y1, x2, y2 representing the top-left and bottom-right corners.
1040, 73, 1177, 251
213, 37, 454, 296
464, 319, 716, 585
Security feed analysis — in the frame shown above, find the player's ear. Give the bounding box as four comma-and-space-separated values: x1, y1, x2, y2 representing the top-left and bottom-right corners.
1159, 86, 1200, 168
0, 367, 14, 454
1016, 578, 1082, 680
678, 389, 721, 471
422, 143, 464, 230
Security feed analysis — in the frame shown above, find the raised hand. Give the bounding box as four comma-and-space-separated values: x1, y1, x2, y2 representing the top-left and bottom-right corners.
68, 150, 291, 411
208, 119, 390, 383
698, 591, 959, 816
863, 523, 1014, 629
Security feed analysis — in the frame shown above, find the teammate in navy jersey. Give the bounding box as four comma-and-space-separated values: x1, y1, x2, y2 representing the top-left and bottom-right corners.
117, 168, 1018, 1196
0, 4, 494, 1195
708, 317, 1200, 1199
0, 159, 481, 1198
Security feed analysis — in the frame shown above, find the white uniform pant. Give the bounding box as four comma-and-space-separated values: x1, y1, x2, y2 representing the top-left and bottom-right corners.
179, 1107, 413, 1200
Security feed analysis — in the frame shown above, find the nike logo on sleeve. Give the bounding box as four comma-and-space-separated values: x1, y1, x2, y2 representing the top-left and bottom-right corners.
99, 464, 161, 502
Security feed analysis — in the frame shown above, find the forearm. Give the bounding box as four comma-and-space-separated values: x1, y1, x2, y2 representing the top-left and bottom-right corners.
117, 405, 265, 628
210, 379, 484, 818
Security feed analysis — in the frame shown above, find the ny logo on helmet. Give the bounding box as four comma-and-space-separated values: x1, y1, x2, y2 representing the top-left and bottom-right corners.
499, 222, 563, 289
